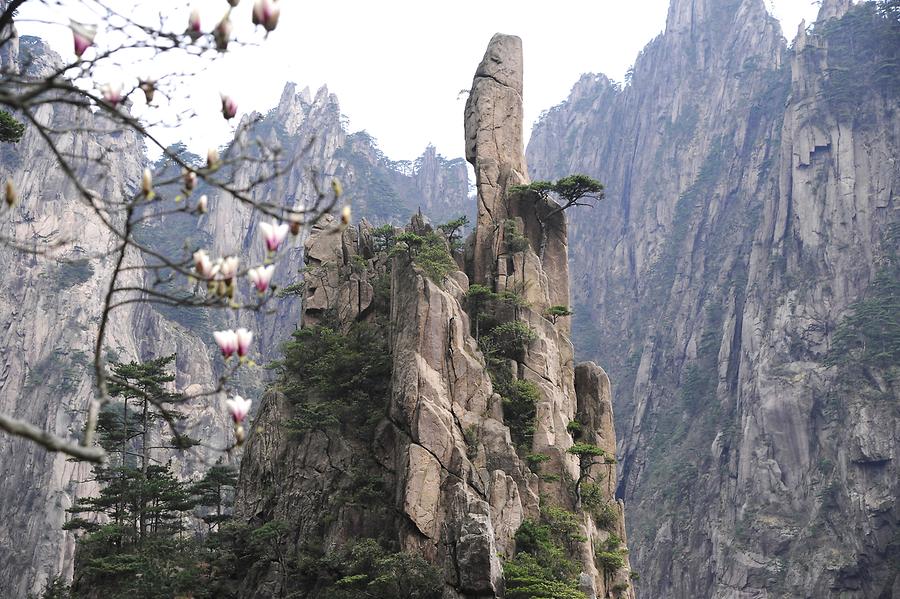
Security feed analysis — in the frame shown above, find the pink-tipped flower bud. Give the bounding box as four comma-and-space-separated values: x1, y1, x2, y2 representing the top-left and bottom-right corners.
248, 264, 275, 293
221, 94, 238, 120
259, 220, 289, 253
187, 9, 202, 41
219, 256, 240, 282
213, 13, 232, 51
193, 249, 214, 278
235, 328, 253, 358
70, 21, 96, 58
226, 395, 252, 423
213, 329, 238, 358
100, 82, 124, 107
252, 0, 280, 32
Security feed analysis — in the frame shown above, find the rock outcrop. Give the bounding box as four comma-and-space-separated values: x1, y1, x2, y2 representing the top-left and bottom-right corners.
528, 1, 899, 597
465, 34, 529, 285
0, 32, 470, 596
234, 33, 633, 599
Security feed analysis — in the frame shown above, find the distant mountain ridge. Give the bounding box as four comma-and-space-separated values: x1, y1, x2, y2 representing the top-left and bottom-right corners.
0, 30, 470, 595
527, 0, 899, 596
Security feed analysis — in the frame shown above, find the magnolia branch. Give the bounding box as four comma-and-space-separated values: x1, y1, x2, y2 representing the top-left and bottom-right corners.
0, 412, 106, 462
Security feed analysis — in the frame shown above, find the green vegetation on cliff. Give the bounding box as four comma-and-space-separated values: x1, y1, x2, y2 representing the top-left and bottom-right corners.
504, 511, 587, 599
814, 1, 900, 119
278, 321, 392, 436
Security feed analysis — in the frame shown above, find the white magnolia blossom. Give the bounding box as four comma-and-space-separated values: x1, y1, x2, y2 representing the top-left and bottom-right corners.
193, 249, 214, 278
235, 328, 253, 357
226, 395, 252, 423
213, 330, 238, 358
259, 220, 289, 252
248, 264, 275, 293
219, 256, 240, 281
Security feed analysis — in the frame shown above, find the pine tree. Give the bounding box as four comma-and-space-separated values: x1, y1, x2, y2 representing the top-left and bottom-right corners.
63, 356, 203, 597
192, 459, 239, 531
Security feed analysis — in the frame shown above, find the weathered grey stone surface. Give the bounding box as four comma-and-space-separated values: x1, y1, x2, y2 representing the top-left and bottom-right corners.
234, 33, 633, 598
464, 33, 529, 285
0, 35, 470, 595
528, 0, 900, 597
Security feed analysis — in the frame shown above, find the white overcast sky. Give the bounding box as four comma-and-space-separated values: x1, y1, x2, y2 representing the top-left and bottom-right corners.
17, 0, 822, 162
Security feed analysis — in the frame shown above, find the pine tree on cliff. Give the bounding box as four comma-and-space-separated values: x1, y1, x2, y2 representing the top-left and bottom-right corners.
511, 174, 604, 259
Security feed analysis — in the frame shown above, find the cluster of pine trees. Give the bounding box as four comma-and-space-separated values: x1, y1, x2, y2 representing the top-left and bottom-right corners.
38, 356, 241, 599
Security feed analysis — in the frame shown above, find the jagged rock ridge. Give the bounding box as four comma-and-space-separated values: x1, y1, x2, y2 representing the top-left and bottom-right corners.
528, 0, 899, 597
0, 28, 470, 596
234, 34, 634, 598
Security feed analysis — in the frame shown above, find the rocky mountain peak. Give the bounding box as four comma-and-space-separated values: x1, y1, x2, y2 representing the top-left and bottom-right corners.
817, 0, 853, 22
0, 30, 472, 594
228, 32, 634, 599
464, 33, 528, 285
528, 2, 899, 597
665, 0, 769, 36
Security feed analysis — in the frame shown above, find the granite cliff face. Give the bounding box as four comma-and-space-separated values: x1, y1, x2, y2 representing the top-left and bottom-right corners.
0, 31, 469, 596
233, 34, 633, 598
528, 1, 899, 597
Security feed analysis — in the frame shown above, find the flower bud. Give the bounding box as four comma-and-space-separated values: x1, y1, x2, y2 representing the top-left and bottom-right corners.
252, 0, 280, 32
234, 424, 246, 445
260, 221, 289, 252
221, 94, 238, 120
341, 205, 351, 227
101, 82, 124, 107
5, 180, 17, 207
187, 9, 202, 40
70, 21, 96, 58
289, 215, 301, 236
141, 168, 153, 197
139, 79, 156, 104
183, 169, 197, 192
220, 256, 240, 282
197, 194, 208, 214
331, 178, 343, 198
213, 13, 232, 51
207, 147, 220, 170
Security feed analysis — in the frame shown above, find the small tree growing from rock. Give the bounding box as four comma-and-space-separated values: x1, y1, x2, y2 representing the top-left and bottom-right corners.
567, 442, 615, 509
511, 174, 605, 259
545, 305, 573, 324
